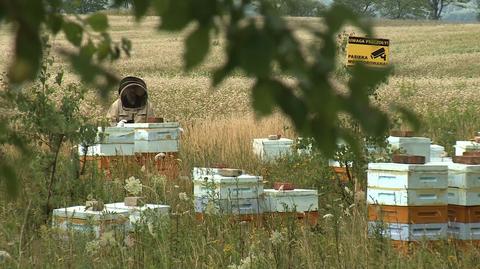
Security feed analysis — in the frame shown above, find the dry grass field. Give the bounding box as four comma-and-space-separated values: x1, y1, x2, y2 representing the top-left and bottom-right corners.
1, 15, 480, 268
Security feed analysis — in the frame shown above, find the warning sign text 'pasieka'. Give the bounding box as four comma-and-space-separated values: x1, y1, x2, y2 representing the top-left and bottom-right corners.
346, 36, 390, 67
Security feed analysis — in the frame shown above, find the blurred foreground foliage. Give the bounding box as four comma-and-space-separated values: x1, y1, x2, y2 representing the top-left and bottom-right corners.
0, 0, 419, 195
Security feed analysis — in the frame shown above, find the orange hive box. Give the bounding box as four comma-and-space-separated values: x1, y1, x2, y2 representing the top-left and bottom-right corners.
135, 152, 180, 179
368, 204, 447, 224
448, 205, 480, 223
331, 166, 350, 183
263, 211, 319, 226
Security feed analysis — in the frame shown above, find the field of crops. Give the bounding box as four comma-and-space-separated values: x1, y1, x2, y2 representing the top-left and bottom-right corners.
1, 16, 480, 268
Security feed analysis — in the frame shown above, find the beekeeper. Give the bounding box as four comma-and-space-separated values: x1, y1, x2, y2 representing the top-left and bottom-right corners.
107, 76, 156, 126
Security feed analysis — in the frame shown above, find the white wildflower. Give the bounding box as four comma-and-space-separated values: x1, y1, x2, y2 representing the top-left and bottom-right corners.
178, 192, 189, 201
344, 186, 353, 196
125, 176, 142, 196
205, 201, 219, 215
99, 231, 116, 246
323, 213, 334, 219
269, 230, 284, 246
85, 240, 101, 256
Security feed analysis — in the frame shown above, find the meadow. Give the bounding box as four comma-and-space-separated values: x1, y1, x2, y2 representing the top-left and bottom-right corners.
0, 16, 480, 268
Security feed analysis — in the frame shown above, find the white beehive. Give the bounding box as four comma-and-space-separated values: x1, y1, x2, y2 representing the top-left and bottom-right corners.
367, 163, 448, 190
192, 167, 222, 180
97, 127, 135, 144
367, 188, 448, 206
448, 187, 480, 206
128, 122, 181, 153
52, 206, 129, 238
454, 141, 480, 156
387, 136, 431, 162
253, 138, 294, 160
262, 189, 318, 213
448, 222, 480, 240
193, 174, 263, 200
369, 222, 447, 241
78, 143, 135, 156
194, 197, 262, 215
448, 163, 480, 189
105, 203, 170, 230
430, 144, 446, 162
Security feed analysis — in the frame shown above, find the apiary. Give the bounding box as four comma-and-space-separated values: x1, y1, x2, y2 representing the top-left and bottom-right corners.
448, 163, 480, 189
448, 222, 480, 240
447, 188, 480, 206
130, 122, 181, 153
192, 167, 223, 180
387, 136, 431, 162
367, 188, 448, 206
448, 205, 480, 223
253, 138, 294, 160
105, 203, 170, 230
455, 141, 480, 157
193, 174, 263, 200
194, 197, 262, 215
97, 127, 135, 144
368, 163, 448, 190
368, 222, 448, 241
78, 143, 135, 156
368, 205, 447, 224
52, 206, 129, 238
262, 189, 318, 213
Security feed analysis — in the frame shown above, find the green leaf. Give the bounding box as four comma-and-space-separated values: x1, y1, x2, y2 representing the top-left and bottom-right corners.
9, 25, 42, 83
237, 24, 274, 77
121, 37, 132, 57
47, 14, 63, 35
133, 0, 152, 20
62, 21, 83, 46
86, 13, 109, 32
392, 105, 421, 132
160, 0, 192, 31
252, 79, 275, 116
185, 25, 210, 70
0, 163, 18, 199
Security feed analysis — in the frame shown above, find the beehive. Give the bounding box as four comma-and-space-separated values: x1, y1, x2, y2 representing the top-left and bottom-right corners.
97, 127, 135, 144
262, 189, 318, 213
368, 222, 448, 241
105, 203, 170, 230
387, 136, 431, 162
448, 163, 480, 189
368, 205, 447, 224
253, 138, 294, 160
192, 167, 222, 180
78, 143, 135, 156
430, 144, 445, 162
367, 188, 448, 206
447, 188, 480, 206
193, 174, 263, 200
454, 141, 480, 157
52, 206, 129, 238
448, 222, 480, 240
368, 163, 448, 190
194, 197, 262, 215
129, 122, 181, 153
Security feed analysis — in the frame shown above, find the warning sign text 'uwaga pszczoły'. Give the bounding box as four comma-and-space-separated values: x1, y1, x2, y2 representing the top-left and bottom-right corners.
346, 36, 390, 67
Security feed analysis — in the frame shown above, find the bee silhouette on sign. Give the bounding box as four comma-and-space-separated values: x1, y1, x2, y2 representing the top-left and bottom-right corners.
371, 48, 387, 61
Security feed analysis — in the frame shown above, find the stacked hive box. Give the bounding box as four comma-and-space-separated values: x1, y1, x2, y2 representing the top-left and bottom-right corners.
253, 138, 294, 161
387, 136, 431, 162
454, 141, 480, 157
52, 206, 130, 238
447, 163, 480, 241
79, 127, 136, 176
105, 203, 170, 231
262, 188, 319, 226
367, 163, 449, 243
78, 123, 182, 178
129, 122, 181, 178
193, 168, 264, 221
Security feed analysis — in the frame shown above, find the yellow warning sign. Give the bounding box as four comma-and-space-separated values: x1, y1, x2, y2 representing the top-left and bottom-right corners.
346, 36, 390, 67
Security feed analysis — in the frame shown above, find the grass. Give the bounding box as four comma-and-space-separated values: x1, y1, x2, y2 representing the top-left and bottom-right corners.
1, 15, 480, 268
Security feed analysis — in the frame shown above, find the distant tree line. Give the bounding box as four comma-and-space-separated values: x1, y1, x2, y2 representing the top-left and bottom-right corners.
61, 0, 480, 21
334, 0, 479, 20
